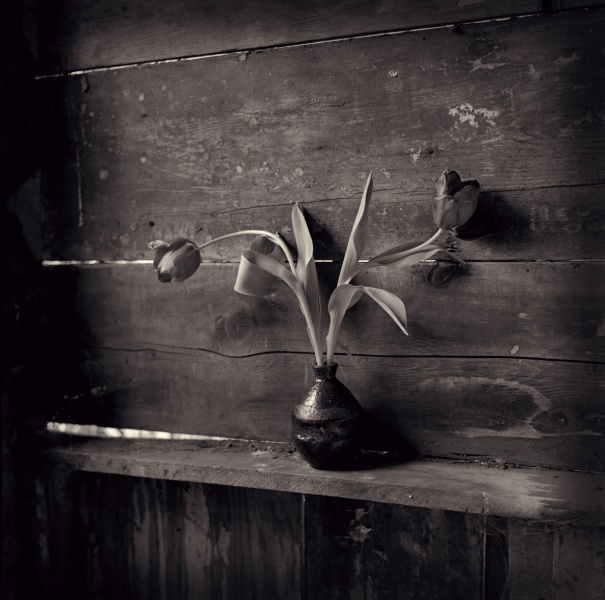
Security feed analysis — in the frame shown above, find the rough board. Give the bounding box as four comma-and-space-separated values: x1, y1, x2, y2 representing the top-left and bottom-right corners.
38, 11, 605, 261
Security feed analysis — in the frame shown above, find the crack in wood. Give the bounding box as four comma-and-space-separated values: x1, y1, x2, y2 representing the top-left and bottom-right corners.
81, 345, 605, 365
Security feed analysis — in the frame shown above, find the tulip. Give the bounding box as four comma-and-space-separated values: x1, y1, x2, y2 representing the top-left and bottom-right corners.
432, 169, 480, 230
147, 238, 201, 283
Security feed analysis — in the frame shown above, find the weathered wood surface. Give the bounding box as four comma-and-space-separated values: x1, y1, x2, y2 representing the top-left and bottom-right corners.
51, 344, 604, 471
39, 11, 605, 261
43, 438, 605, 524
36, 0, 605, 74
29, 470, 302, 599
45, 260, 604, 470
27, 459, 605, 599
60, 261, 605, 363
553, 525, 605, 599
507, 520, 555, 599
479, 517, 604, 600
484, 517, 510, 600
305, 496, 484, 600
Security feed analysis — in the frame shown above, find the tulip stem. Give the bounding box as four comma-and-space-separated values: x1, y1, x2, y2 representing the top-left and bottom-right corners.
411, 229, 446, 253
197, 230, 324, 364
196, 230, 297, 274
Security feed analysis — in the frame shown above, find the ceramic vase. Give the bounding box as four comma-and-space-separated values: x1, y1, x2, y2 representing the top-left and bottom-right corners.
291, 362, 363, 469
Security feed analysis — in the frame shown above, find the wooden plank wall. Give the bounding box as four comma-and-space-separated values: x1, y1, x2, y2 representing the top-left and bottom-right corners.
24, 470, 605, 600
17, 0, 605, 598
38, 2, 605, 472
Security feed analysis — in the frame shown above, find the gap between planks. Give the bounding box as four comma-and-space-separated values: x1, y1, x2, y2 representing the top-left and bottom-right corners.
34, 14, 541, 79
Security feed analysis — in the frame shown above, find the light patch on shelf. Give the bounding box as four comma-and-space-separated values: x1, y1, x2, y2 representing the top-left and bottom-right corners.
42, 260, 153, 266
46, 421, 236, 441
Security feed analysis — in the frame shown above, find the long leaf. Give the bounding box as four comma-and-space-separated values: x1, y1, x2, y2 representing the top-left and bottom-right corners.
326, 283, 407, 363
291, 204, 322, 358
374, 246, 464, 269
360, 287, 408, 335
326, 285, 364, 364
370, 239, 431, 261
348, 245, 464, 279
236, 250, 302, 296
235, 250, 323, 363
338, 172, 373, 286
249, 235, 286, 262
233, 252, 281, 296
233, 236, 287, 296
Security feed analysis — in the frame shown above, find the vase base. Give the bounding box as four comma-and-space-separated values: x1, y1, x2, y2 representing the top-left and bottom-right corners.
292, 416, 361, 470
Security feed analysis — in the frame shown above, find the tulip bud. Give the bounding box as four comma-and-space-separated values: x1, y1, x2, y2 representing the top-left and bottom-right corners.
432, 169, 480, 230
147, 238, 201, 283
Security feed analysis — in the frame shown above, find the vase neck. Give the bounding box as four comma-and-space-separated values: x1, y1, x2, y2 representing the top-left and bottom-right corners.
312, 363, 338, 381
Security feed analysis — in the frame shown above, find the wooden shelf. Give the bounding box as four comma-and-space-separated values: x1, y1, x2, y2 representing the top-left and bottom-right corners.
42, 436, 605, 525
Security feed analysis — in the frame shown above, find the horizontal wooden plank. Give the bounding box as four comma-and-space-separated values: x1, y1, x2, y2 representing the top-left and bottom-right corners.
51, 348, 604, 471
39, 11, 605, 261
36, 1, 605, 73
35, 0, 555, 73
58, 262, 605, 363
42, 438, 605, 523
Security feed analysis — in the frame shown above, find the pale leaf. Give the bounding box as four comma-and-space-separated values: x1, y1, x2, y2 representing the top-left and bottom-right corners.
236, 250, 302, 295
360, 287, 408, 335
326, 284, 364, 363
338, 173, 373, 286
325, 284, 408, 363
234, 252, 281, 296
235, 249, 324, 361
291, 204, 322, 353
249, 235, 286, 262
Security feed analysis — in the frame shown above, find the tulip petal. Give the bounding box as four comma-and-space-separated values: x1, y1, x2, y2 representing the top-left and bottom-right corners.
147, 239, 169, 250
435, 169, 461, 197
452, 182, 480, 227
432, 195, 459, 230
151, 238, 201, 282
171, 244, 202, 282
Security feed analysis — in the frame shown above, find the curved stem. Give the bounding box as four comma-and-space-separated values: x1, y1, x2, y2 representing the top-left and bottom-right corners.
198, 230, 324, 364
411, 228, 445, 253
197, 230, 297, 273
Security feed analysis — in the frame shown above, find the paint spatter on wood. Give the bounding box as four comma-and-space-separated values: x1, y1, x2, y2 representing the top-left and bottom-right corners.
449, 103, 500, 128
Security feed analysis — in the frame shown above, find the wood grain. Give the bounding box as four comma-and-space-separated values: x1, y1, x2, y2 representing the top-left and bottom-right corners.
39, 471, 302, 599
485, 517, 511, 600
58, 261, 605, 363
553, 526, 605, 599
507, 520, 554, 599
50, 348, 604, 471
34, 0, 564, 74
43, 438, 605, 523
304, 496, 484, 600
38, 11, 605, 261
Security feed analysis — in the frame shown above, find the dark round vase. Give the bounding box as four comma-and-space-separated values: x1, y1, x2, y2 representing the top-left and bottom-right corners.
291, 363, 363, 470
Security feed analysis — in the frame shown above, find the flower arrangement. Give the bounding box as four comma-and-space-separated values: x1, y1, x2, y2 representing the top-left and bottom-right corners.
148, 169, 480, 366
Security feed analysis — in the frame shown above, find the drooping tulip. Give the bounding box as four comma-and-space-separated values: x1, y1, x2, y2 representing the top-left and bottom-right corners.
432, 169, 480, 230
147, 238, 201, 283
